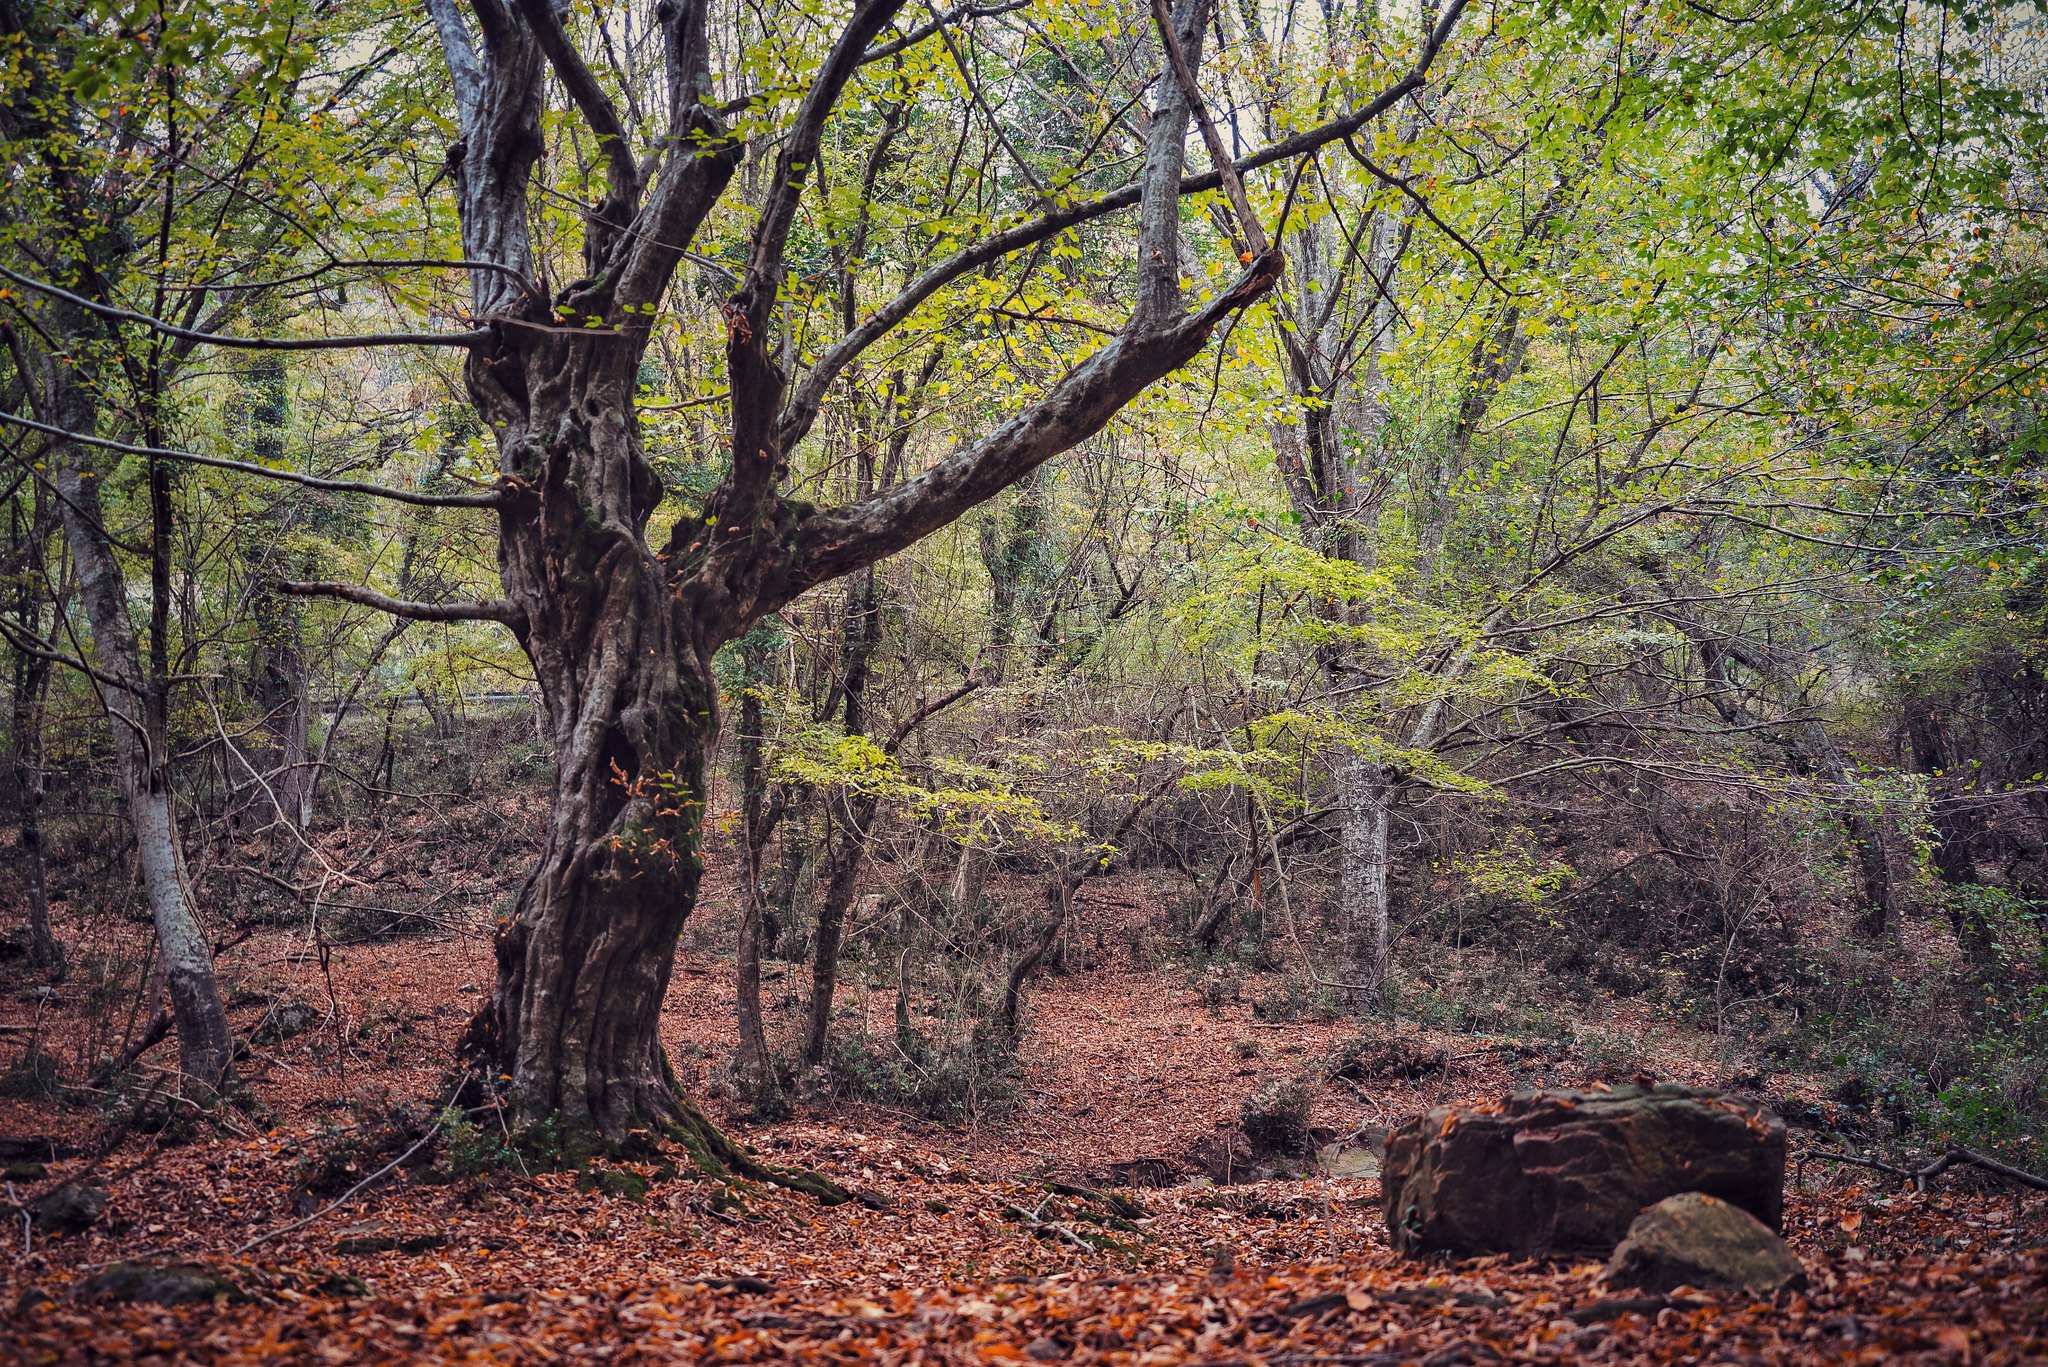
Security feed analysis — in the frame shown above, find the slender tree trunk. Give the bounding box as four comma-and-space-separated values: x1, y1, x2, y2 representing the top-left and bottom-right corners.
47, 359, 232, 1096
1337, 755, 1392, 1007
946, 821, 989, 916
800, 537, 885, 1069
732, 625, 779, 1105
803, 791, 879, 1067
252, 598, 314, 826
6, 507, 62, 974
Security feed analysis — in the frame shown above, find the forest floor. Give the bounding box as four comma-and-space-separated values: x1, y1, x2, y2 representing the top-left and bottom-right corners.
1, 873, 2044, 1364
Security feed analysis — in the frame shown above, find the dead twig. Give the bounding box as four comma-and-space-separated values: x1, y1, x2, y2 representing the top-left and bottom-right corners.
1800, 1144, 2048, 1193
232, 1073, 469, 1256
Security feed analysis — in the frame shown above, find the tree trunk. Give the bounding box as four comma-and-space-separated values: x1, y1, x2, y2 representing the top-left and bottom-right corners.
459, 504, 718, 1137
47, 362, 233, 1096
1001, 880, 1068, 1040
802, 791, 879, 1067
6, 504, 62, 974
1338, 754, 1392, 1009
732, 625, 780, 1107
946, 821, 990, 916
252, 594, 314, 827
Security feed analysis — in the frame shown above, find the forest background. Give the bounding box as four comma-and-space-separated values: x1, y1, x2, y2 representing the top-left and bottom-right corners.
0, 0, 2044, 1183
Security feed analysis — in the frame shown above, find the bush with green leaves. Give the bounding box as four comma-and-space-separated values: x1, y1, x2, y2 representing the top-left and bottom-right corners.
817, 1015, 1019, 1122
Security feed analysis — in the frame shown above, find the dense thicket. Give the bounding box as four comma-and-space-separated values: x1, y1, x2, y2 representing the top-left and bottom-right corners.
1, 0, 2042, 1163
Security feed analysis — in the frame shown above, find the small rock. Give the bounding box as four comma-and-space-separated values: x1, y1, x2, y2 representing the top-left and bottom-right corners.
1317, 1141, 1381, 1179
251, 1000, 322, 1044
1605, 1192, 1806, 1295
78, 1262, 240, 1306
1024, 1336, 1066, 1361
33, 1181, 106, 1237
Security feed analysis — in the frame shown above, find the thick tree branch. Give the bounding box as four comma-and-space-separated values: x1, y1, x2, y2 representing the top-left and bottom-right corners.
424, 0, 485, 130
770, 0, 1287, 600
1131, 0, 1206, 329
1150, 0, 1266, 256
775, 0, 1468, 452
711, 0, 913, 541
513, 0, 641, 259
277, 580, 527, 629
428, 0, 546, 322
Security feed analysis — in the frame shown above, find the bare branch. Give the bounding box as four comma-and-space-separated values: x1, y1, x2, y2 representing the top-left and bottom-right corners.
0, 266, 491, 351
0, 411, 502, 509
861, 0, 1031, 65
277, 581, 527, 629
1802, 1145, 2048, 1194
1340, 134, 1519, 297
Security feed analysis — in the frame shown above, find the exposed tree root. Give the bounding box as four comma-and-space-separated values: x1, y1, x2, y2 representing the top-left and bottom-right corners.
662, 1097, 854, 1204
643, 1056, 854, 1205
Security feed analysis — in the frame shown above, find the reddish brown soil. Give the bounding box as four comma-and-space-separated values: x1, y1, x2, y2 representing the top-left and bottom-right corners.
1, 876, 2043, 1364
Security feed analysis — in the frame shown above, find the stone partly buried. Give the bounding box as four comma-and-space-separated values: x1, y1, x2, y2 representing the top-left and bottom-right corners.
1607, 1191, 1807, 1295
1380, 1082, 1802, 1293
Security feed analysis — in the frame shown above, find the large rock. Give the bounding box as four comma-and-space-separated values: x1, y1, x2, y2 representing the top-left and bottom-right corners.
1382, 1083, 1784, 1257
33, 1182, 106, 1237
1606, 1192, 1806, 1294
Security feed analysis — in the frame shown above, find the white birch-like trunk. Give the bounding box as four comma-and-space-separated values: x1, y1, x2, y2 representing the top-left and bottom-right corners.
1337, 755, 1392, 1007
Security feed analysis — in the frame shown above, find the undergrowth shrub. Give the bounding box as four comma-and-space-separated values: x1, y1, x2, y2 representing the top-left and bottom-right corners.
0, 1046, 63, 1101
814, 1015, 1018, 1121
1792, 888, 2047, 1166
1320, 1031, 1448, 1082
1239, 1073, 1313, 1152
1250, 976, 1344, 1023
436, 1105, 519, 1178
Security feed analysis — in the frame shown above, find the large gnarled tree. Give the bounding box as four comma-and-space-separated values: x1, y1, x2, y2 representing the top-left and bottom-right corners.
273, 0, 1464, 1148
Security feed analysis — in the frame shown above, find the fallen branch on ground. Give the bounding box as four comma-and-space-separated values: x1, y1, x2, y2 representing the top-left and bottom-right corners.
1799, 1144, 2048, 1193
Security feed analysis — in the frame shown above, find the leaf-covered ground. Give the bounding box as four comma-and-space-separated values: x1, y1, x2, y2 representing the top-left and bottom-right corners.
3, 888, 2044, 1364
